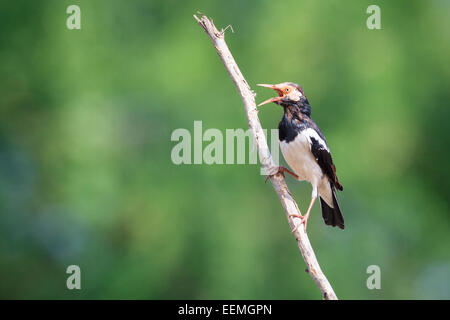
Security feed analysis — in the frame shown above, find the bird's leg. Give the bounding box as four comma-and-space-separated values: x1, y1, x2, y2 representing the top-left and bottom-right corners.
265, 166, 299, 183
292, 187, 318, 232
301, 195, 317, 231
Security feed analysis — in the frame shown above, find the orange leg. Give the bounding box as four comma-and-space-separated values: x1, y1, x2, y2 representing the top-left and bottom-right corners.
291, 195, 317, 233
301, 196, 317, 231
265, 166, 299, 183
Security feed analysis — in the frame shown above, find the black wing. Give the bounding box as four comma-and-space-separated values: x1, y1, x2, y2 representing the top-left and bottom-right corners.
307, 126, 343, 191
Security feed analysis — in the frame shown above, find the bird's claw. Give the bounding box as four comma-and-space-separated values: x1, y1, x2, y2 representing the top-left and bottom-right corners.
264, 166, 298, 183
265, 174, 278, 183
289, 214, 308, 233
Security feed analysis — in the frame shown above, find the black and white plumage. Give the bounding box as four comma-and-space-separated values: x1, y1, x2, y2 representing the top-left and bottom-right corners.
258, 82, 344, 230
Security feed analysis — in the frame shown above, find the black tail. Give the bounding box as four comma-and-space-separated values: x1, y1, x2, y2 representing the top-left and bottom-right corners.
320, 189, 344, 229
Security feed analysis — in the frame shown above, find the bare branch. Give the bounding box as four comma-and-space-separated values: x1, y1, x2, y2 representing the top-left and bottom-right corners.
194, 14, 338, 300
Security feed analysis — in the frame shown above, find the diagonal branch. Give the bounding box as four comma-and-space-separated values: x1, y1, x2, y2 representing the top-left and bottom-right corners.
194, 14, 338, 300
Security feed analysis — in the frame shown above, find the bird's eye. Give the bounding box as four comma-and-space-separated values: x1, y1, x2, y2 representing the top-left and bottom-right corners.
285, 88, 290, 93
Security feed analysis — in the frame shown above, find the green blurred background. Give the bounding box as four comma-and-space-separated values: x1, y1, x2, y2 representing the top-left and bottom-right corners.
0, 0, 449, 299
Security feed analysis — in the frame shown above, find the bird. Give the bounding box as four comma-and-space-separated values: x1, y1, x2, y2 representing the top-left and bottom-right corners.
257, 82, 344, 230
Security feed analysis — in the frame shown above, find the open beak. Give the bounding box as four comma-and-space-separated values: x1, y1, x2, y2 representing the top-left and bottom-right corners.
257, 84, 284, 107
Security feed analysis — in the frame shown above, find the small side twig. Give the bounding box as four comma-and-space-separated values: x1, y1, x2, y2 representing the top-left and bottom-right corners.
194, 14, 338, 300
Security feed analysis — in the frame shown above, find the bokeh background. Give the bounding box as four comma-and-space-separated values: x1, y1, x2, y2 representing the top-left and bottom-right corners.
0, 0, 449, 299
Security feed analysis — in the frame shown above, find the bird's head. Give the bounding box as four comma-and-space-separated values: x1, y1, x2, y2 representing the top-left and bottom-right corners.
257, 82, 307, 108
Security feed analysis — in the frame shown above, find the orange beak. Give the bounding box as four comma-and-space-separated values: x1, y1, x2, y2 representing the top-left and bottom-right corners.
257, 84, 284, 107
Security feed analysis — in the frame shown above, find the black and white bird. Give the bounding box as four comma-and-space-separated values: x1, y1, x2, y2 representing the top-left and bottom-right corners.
258, 82, 344, 230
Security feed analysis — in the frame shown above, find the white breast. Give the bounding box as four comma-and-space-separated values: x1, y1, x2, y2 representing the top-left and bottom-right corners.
280, 132, 324, 187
